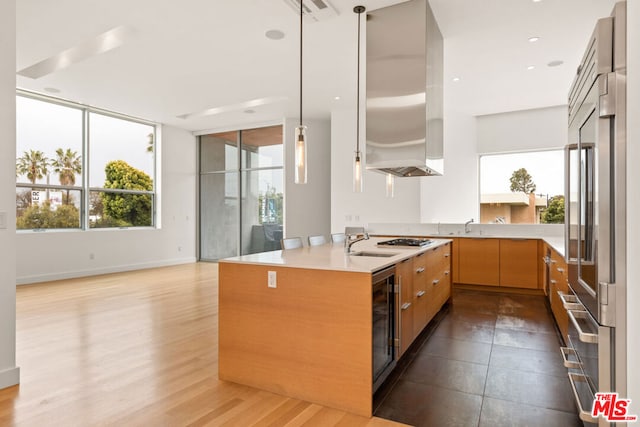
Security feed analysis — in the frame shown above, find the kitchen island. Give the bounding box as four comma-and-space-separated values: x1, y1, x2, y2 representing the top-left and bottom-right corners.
218, 237, 452, 417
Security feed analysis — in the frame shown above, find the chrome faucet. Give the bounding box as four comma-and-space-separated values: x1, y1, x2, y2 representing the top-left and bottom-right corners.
345, 232, 370, 253
464, 218, 474, 234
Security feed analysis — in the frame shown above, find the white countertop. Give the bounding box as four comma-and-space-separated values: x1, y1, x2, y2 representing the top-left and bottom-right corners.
219, 237, 452, 273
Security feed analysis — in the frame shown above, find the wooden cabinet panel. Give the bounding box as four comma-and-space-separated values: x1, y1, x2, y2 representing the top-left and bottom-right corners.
395, 258, 414, 357
451, 238, 459, 283
550, 279, 569, 343
412, 252, 428, 339
499, 239, 539, 289
458, 238, 500, 286
548, 248, 569, 344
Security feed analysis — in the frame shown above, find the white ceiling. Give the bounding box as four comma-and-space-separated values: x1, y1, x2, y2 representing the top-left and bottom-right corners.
16, 0, 617, 132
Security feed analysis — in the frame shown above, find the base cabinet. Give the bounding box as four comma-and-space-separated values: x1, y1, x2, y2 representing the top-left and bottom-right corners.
458, 238, 500, 286
395, 242, 452, 358
395, 258, 414, 357
548, 248, 569, 342
499, 239, 538, 288
456, 238, 540, 289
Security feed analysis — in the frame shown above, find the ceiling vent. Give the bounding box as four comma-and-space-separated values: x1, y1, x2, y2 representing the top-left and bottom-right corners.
283, 0, 339, 22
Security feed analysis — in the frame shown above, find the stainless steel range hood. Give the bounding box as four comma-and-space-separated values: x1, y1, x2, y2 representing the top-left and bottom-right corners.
365, 0, 443, 177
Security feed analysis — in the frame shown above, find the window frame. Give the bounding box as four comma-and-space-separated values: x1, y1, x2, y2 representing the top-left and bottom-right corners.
16, 90, 158, 232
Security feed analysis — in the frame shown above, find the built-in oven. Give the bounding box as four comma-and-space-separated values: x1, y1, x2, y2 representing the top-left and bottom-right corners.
563, 2, 627, 425
372, 266, 396, 393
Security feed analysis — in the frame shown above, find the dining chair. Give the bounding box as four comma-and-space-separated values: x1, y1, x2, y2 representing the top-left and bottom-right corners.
281, 237, 303, 250
308, 235, 327, 246
330, 233, 346, 243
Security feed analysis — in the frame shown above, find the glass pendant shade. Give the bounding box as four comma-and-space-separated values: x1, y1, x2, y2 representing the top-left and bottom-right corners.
386, 173, 394, 198
353, 151, 363, 192
294, 125, 307, 184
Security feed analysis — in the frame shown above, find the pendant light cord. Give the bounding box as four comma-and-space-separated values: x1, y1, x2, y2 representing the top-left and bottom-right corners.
299, 0, 303, 127
354, 6, 365, 153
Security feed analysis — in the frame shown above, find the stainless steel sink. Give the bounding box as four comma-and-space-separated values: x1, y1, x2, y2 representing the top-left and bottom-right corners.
349, 251, 398, 258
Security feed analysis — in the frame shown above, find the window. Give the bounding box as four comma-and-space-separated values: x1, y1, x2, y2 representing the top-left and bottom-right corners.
479, 150, 564, 224
15, 92, 156, 230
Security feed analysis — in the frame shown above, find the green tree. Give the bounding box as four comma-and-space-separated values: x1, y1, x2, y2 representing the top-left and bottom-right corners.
16, 202, 80, 229
51, 148, 82, 204
100, 160, 153, 227
509, 168, 536, 194
146, 133, 154, 153
541, 195, 565, 224
16, 149, 49, 185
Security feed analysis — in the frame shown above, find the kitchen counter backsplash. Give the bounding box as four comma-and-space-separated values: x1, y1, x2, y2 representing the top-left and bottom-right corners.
367, 223, 564, 239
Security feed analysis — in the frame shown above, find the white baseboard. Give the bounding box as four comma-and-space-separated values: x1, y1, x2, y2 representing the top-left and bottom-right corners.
0, 366, 20, 389
16, 257, 197, 285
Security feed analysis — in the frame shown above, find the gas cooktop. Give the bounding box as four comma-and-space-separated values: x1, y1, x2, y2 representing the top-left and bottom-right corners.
377, 238, 433, 247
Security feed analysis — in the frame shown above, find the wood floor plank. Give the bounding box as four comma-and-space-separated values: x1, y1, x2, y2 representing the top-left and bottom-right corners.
0, 263, 407, 426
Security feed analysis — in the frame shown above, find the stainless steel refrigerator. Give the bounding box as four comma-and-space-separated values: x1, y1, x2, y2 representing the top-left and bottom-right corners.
563, 2, 628, 425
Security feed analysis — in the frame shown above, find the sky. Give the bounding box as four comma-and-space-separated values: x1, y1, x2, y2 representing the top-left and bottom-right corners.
479, 150, 564, 197
16, 96, 154, 187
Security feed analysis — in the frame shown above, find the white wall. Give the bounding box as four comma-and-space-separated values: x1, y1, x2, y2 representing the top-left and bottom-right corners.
16, 124, 197, 284
330, 108, 421, 233
626, 0, 639, 413
0, 0, 19, 389
420, 109, 478, 223
284, 118, 332, 239
476, 105, 568, 153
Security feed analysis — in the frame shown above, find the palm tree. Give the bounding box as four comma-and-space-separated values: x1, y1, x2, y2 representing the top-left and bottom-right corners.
52, 148, 82, 204
16, 149, 49, 185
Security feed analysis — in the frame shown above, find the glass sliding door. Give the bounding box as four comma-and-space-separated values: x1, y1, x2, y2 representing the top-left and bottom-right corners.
199, 125, 283, 261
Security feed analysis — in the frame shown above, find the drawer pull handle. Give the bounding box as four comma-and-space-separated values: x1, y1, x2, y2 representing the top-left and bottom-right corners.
568, 373, 598, 423
557, 267, 565, 273
401, 302, 412, 310
416, 267, 425, 273
444, 253, 450, 258
432, 279, 439, 285
568, 310, 598, 343
444, 270, 450, 276
558, 292, 583, 311
416, 290, 426, 297
560, 347, 581, 369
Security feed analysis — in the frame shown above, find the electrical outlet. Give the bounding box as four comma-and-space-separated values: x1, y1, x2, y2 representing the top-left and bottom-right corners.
268, 271, 277, 288
89, 253, 95, 260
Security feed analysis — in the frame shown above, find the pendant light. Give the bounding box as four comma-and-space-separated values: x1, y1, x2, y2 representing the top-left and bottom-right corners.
353, 5, 365, 193
386, 173, 395, 198
294, 0, 307, 184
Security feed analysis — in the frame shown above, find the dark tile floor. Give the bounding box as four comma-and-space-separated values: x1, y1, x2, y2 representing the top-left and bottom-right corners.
374, 288, 582, 427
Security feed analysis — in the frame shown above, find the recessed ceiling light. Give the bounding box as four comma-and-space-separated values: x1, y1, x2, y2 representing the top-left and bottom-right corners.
334, 96, 340, 100
452, 77, 461, 82
547, 60, 564, 67
43, 87, 60, 94
527, 65, 536, 70
532, 0, 542, 3
528, 36, 540, 43
265, 30, 285, 40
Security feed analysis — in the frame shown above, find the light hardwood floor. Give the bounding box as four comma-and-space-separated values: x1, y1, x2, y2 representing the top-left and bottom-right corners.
0, 263, 407, 427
